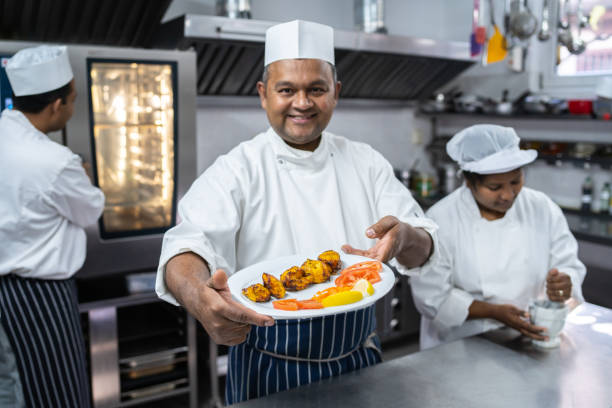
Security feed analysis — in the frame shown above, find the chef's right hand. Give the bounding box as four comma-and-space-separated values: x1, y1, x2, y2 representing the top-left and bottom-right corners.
198, 269, 275, 346
491, 304, 549, 341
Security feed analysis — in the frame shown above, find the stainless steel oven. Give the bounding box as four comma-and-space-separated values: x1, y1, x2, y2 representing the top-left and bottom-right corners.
0, 41, 197, 278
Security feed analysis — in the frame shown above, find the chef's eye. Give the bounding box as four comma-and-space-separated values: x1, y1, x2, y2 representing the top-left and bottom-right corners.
278, 88, 294, 94
487, 185, 501, 191
310, 87, 326, 94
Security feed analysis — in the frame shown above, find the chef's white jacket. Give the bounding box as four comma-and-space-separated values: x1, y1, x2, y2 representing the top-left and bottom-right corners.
410, 185, 586, 349
156, 128, 438, 304
0, 109, 104, 280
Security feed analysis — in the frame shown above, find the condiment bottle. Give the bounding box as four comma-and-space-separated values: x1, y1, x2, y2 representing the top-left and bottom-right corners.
581, 176, 593, 212
600, 182, 611, 214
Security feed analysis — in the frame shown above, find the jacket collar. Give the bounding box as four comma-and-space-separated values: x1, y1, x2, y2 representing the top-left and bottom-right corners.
266, 127, 330, 170
1, 109, 49, 143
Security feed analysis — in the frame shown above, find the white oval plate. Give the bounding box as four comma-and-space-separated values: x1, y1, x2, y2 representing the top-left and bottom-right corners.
227, 251, 395, 319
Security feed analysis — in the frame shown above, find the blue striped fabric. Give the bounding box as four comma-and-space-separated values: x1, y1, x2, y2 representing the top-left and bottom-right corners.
0, 275, 91, 408
225, 305, 381, 404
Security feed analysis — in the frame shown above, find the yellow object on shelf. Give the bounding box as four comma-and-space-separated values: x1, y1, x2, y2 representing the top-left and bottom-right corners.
486, 25, 507, 64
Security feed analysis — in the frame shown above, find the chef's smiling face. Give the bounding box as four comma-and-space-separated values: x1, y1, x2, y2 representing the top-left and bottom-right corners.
468, 169, 524, 216
257, 58, 341, 151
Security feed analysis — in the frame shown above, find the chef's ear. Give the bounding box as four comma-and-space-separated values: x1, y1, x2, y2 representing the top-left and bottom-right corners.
256, 81, 267, 109
334, 81, 342, 101
50, 97, 63, 115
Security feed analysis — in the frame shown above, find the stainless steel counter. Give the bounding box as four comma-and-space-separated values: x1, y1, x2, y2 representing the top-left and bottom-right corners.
231, 303, 612, 408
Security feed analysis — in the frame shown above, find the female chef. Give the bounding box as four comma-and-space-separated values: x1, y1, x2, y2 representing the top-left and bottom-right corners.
410, 124, 586, 350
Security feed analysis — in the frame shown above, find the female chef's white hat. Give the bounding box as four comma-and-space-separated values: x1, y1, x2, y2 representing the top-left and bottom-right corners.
265, 20, 334, 66
6, 45, 73, 96
446, 124, 537, 174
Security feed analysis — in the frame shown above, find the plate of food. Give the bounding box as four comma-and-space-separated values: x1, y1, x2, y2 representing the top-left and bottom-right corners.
227, 249, 395, 319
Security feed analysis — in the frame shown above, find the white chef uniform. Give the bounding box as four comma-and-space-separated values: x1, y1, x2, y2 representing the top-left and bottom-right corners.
157, 127, 438, 403
0, 45, 104, 408
411, 185, 586, 350
157, 128, 437, 300
0, 109, 104, 279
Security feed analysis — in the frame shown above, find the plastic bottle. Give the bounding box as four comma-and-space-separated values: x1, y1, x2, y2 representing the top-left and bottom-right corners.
581, 176, 593, 212
600, 182, 611, 214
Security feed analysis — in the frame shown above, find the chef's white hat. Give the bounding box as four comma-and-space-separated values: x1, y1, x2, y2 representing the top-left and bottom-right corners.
447, 124, 537, 174
265, 20, 335, 66
6, 45, 73, 96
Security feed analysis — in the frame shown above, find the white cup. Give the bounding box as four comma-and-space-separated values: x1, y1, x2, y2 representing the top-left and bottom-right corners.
528, 300, 569, 348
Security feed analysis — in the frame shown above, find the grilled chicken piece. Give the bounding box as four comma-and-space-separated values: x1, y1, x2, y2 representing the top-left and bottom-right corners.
318, 250, 341, 273
242, 283, 271, 302
301, 259, 332, 284
280, 266, 311, 291
262, 272, 286, 299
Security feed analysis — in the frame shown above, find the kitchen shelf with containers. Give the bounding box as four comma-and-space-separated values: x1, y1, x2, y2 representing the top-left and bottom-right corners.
420, 90, 612, 120
520, 141, 612, 170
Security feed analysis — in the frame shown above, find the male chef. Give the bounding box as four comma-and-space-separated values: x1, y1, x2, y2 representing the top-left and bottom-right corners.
156, 20, 437, 403
0, 45, 104, 407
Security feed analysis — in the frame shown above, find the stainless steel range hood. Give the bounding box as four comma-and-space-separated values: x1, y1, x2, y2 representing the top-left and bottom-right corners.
153, 15, 474, 100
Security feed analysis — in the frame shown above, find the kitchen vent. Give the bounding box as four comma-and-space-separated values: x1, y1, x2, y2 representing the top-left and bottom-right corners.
0, 0, 171, 47
153, 15, 474, 100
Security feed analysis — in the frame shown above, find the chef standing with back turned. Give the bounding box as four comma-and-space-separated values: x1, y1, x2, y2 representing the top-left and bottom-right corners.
0, 45, 104, 407
156, 20, 438, 404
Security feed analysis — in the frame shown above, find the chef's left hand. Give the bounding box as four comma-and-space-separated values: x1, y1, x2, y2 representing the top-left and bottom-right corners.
546, 268, 572, 302
341, 215, 401, 262
341, 215, 432, 267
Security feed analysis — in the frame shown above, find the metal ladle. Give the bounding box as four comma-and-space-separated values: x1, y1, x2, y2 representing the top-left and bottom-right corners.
509, 0, 538, 40
538, 0, 551, 41
557, 0, 587, 54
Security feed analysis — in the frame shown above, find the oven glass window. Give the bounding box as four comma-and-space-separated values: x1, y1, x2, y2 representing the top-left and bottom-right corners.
88, 60, 177, 238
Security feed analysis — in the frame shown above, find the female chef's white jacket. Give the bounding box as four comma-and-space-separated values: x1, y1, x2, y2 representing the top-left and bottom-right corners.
410, 185, 586, 350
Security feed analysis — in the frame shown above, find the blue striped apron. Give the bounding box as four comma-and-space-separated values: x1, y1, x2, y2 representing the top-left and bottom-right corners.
0, 274, 91, 408
225, 305, 381, 404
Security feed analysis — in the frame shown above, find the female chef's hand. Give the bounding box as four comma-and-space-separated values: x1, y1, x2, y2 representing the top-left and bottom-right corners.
491, 304, 549, 341
546, 268, 572, 302
341, 215, 433, 268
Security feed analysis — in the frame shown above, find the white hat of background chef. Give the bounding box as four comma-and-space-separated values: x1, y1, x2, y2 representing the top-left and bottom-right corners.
265, 20, 335, 66
447, 124, 537, 174
6, 45, 73, 96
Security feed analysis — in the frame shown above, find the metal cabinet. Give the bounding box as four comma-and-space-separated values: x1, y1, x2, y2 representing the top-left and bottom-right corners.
376, 271, 421, 343
80, 293, 198, 408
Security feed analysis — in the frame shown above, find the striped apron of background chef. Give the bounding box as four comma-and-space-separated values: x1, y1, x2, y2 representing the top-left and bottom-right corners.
0, 274, 91, 408
225, 305, 381, 405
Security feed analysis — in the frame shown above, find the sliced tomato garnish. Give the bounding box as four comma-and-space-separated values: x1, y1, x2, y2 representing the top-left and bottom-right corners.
340, 261, 382, 275
312, 287, 339, 302
296, 300, 324, 309
272, 299, 299, 311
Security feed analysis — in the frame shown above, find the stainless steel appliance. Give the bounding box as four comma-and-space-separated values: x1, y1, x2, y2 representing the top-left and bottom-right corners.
73, 45, 197, 278
153, 15, 475, 99
0, 41, 196, 277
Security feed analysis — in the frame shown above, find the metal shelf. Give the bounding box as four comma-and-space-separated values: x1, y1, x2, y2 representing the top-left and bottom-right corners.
423, 112, 612, 144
